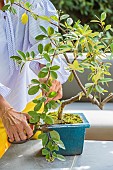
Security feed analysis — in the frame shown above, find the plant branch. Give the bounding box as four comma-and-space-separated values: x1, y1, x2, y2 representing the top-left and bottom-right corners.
63, 53, 103, 110
13, 2, 31, 13
58, 93, 84, 119
101, 93, 113, 106
64, 53, 87, 94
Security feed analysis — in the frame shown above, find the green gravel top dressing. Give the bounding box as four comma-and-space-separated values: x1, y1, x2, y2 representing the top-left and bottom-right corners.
48, 112, 83, 124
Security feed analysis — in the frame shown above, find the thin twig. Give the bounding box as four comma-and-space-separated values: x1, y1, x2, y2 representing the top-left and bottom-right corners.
101, 93, 113, 106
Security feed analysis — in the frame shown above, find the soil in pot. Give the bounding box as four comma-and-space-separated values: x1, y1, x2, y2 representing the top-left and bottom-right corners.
48, 112, 83, 124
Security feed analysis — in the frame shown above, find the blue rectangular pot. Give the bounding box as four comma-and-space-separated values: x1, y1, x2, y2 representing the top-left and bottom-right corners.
48, 113, 90, 156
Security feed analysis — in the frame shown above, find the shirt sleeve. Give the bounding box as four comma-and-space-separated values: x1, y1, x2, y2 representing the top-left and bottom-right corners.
0, 83, 11, 98
29, 0, 70, 84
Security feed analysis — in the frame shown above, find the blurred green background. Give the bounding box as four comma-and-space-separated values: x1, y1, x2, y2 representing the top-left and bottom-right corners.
51, 0, 113, 30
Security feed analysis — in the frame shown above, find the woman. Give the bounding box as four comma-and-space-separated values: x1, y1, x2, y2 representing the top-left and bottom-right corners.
0, 0, 69, 158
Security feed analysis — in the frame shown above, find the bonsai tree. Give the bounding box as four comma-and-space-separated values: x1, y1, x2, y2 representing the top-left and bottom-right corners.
3, 0, 113, 162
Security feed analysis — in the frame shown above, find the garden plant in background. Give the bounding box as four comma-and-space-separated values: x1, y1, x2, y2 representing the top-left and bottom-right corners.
2, 0, 113, 162
51, 0, 113, 31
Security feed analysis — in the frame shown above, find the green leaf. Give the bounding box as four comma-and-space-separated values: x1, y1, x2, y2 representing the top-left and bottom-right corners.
101, 12, 106, 21
41, 67, 49, 73
46, 103, 52, 109
99, 78, 113, 83
38, 132, 46, 139
28, 111, 39, 117
50, 71, 57, 79
42, 149, 49, 155
105, 25, 111, 31
67, 18, 73, 26
46, 63, 51, 68
17, 50, 26, 61
10, 7, 17, 14
41, 83, 49, 92
40, 26, 47, 34
45, 153, 51, 161
95, 85, 104, 93
45, 115, 54, 124
54, 145, 59, 151
49, 100, 58, 109
34, 102, 42, 111
39, 15, 50, 22
31, 13, 38, 20
46, 141, 53, 150
49, 49, 55, 55
38, 97, 47, 102
31, 79, 40, 84
38, 44, 43, 54
85, 83, 94, 88
53, 152, 58, 158
44, 43, 52, 52
28, 85, 40, 95
50, 15, 59, 22
68, 72, 74, 82
32, 99, 38, 103
44, 53, 51, 62
35, 35, 47, 41
56, 140, 65, 150
59, 44, 71, 49
38, 71, 48, 78
2, 4, 10, 11
50, 65, 60, 71
28, 111, 40, 123
40, 113, 46, 120
29, 117, 40, 124
60, 14, 69, 21
10, 56, 22, 61
47, 27, 54, 36
20, 63, 25, 72
86, 86, 93, 96
31, 51, 35, 58
24, 2, 32, 8
50, 130, 60, 141
44, 106, 49, 113
26, 52, 30, 58
110, 43, 113, 53
57, 154, 66, 161
90, 20, 100, 23
48, 91, 57, 98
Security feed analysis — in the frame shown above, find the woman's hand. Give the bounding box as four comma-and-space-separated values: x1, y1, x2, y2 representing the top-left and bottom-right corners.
39, 64, 63, 103
45, 79, 63, 104
39, 78, 63, 104
0, 95, 33, 142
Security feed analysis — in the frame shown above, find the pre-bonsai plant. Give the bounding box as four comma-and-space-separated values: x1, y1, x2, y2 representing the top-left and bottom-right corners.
3, 0, 113, 162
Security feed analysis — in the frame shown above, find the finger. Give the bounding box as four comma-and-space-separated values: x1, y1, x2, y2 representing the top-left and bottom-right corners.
11, 126, 21, 142
53, 86, 63, 101
45, 80, 61, 104
23, 122, 33, 138
16, 125, 27, 141
6, 129, 14, 142
18, 131, 27, 141
50, 80, 61, 94
45, 86, 59, 104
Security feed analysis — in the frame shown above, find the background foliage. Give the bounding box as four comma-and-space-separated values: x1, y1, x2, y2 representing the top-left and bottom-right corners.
51, 0, 113, 31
